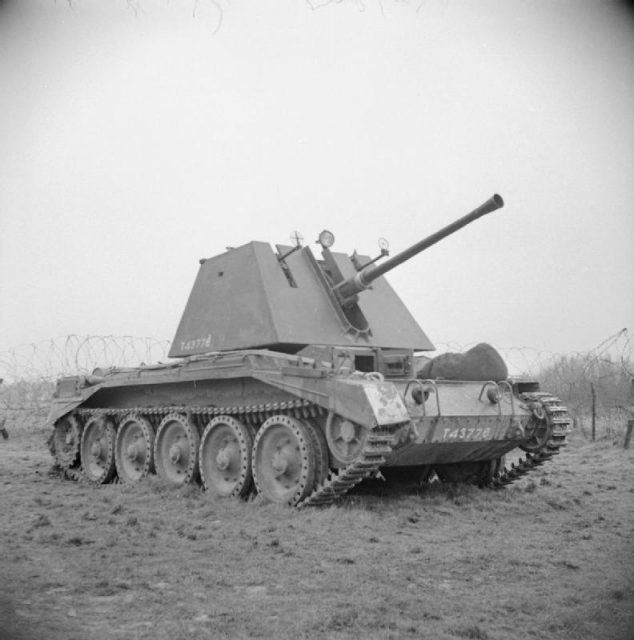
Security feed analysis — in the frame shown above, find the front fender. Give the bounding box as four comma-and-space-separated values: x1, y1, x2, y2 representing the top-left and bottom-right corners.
253, 370, 410, 428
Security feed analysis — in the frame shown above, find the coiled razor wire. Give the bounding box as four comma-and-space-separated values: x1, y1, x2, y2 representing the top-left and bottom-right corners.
0, 335, 171, 383
433, 328, 632, 379
0, 331, 631, 415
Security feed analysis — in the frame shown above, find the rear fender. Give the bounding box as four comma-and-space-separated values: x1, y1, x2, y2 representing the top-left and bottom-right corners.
47, 376, 104, 425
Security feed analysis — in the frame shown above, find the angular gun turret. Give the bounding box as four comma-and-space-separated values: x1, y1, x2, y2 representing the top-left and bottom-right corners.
169, 195, 504, 357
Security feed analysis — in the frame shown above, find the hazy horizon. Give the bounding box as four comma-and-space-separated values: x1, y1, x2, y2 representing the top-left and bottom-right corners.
1, 0, 632, 361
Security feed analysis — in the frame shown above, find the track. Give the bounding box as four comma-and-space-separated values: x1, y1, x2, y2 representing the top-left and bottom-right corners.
53, 399, 321, 483
297, 425, 399, 508
487, 392, 571, 488
51, 392, 572, 504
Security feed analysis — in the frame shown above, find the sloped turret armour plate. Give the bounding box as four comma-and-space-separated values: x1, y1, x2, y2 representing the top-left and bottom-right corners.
169, 242, 433, 357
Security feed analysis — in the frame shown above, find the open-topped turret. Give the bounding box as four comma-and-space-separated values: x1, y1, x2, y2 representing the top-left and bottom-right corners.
169, 194, 504, 358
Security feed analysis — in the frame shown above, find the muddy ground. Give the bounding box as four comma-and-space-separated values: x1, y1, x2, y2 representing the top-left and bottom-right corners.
1, 424, 633, 640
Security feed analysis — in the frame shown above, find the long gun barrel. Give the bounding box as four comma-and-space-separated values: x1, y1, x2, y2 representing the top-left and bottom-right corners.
335, 194, 504, 303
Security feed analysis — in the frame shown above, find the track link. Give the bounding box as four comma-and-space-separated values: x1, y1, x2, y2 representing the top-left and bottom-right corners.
74, 398, 321, 425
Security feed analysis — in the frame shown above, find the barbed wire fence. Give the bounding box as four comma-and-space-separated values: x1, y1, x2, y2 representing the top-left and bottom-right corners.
0, 335, 171, 383
0, 336, 171, 419
0, 330, 631, 436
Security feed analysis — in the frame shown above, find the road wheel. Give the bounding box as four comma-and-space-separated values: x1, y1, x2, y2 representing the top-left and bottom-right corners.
80, 416, 116, 484
154, 414, 200, 486
114, 414, 155, 483
252, 415, 318, 505
199, 416, 254, 498
307, 420, 329, 489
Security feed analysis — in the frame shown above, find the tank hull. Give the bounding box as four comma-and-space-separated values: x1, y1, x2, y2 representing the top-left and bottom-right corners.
47, 348, 569, 505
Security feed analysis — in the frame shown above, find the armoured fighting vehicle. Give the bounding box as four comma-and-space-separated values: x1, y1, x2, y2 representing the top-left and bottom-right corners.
48, 195, 570, 506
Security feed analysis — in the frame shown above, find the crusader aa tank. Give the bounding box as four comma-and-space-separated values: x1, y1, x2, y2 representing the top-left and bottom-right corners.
48, 194, 571, 506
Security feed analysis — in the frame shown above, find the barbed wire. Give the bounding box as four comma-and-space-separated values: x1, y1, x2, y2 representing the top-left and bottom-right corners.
0, 331, 631, 383
0, 335, 171, 383
433, 328, 633, 378
0, 331, 631, 417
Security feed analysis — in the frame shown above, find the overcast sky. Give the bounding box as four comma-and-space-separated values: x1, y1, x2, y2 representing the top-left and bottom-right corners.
1, 0, 632, 361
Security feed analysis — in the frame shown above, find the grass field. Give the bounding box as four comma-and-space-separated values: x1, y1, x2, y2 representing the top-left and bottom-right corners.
1, 415, 633, 640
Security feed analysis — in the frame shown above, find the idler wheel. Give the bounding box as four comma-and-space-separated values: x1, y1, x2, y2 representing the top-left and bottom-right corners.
154, 414, 200, 486
199, 416, 254, 498
325, 414, 367, 466
80, 416, 116, 484
52, 414, 82, 470
114, 414, 155, 483
252, 415, 318, 505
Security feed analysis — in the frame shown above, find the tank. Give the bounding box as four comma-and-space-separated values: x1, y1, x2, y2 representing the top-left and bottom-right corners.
47, 194, 571, 506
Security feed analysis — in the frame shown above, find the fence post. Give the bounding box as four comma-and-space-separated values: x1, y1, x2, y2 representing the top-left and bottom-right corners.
591, 383, 596, 441
625, 420, 633, 450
